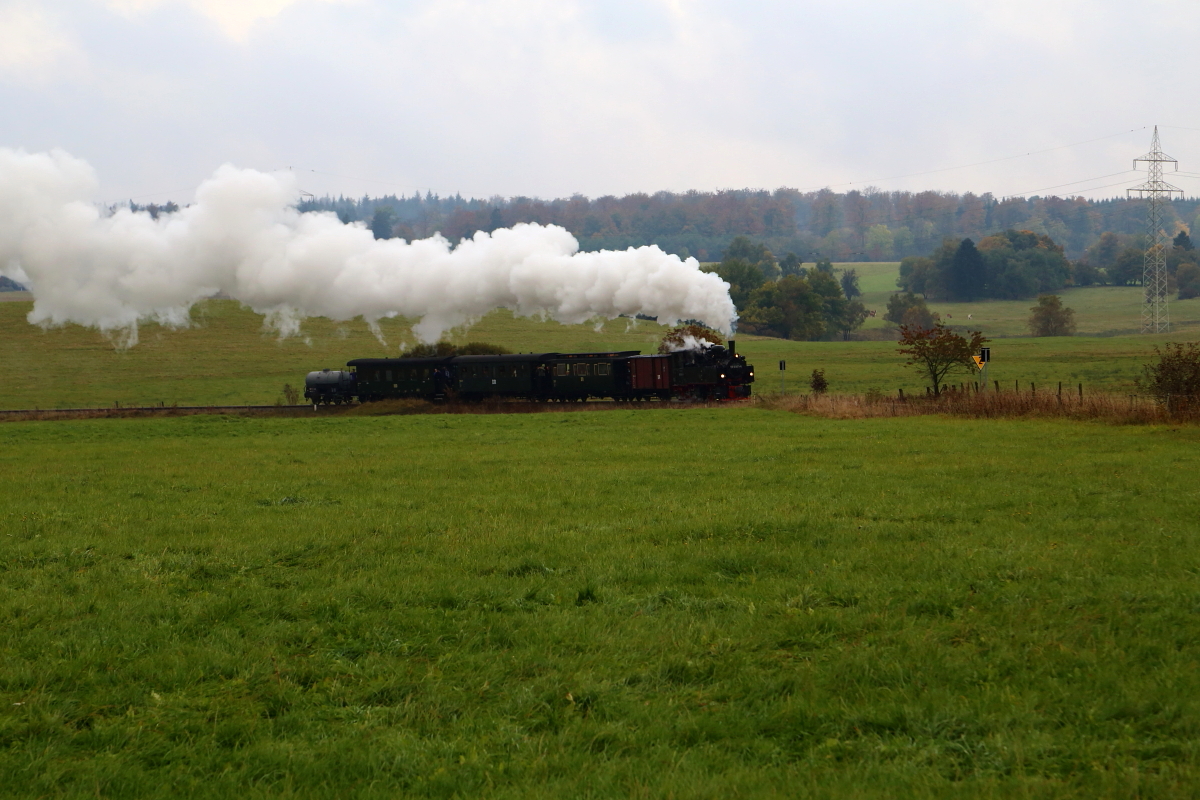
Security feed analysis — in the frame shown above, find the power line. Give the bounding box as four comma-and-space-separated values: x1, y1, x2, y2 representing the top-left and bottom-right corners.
795, 126, 1149, 192
1005, 170, 1138, 197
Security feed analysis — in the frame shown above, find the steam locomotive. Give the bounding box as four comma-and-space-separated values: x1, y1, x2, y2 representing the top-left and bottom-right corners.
304, 341, 753, 404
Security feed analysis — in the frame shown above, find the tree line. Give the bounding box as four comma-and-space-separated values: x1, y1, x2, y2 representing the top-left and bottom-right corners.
894, 229, 1200, 302
298, 188, 1200, 262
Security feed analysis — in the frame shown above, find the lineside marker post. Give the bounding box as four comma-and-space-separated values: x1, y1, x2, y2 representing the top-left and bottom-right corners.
779, 360, 786, 396
973, 347, 990, 393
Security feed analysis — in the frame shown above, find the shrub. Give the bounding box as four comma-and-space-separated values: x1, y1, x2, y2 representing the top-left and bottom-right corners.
810, 369, 828, 395
1140, 343, 1200, 412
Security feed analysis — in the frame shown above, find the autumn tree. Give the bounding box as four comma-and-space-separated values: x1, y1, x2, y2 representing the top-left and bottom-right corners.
897, 323, 987, 396
658, 324, 724, 353
1028, 295, 1076, 336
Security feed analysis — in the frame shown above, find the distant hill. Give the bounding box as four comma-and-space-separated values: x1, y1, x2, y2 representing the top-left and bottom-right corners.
0, 276, 26, 292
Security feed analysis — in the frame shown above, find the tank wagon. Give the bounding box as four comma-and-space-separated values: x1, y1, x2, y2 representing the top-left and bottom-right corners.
304, 341, 753, 405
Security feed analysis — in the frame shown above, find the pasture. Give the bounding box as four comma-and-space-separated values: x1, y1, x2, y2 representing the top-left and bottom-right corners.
846, 261, 1200, 338
1, 285, 1195, 408
3, 409, 1200, 798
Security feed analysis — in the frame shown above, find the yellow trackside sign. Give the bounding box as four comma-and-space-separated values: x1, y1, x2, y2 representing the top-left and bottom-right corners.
972, 355, 984, 369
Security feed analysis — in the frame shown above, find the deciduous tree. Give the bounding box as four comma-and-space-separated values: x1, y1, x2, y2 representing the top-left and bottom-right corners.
1177, 263, 1200, 299
1140, 342, 1200, 414
884, 292, 936, 328
658, 324, 724, 353
840, 268, 861, 299
1109, 247, 1144, 286
897, 323, 987, 396
1028, 294, 1076, 337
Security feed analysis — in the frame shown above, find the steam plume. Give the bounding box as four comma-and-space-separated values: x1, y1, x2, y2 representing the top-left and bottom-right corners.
0, 148, 736, 347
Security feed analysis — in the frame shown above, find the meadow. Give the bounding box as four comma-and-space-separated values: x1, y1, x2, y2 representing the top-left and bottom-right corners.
847, 262, 1200, 339
3, 409, 1200, 798
2, 275, 1198, 408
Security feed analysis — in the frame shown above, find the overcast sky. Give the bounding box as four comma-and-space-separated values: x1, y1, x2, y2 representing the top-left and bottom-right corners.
3, 0, 1199, 206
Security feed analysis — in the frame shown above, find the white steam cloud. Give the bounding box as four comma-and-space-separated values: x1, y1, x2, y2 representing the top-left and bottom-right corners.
0, 148, 736, 347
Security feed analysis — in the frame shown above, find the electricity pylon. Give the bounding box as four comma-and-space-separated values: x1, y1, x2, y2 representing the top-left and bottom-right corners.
1128, 127, 1183, 333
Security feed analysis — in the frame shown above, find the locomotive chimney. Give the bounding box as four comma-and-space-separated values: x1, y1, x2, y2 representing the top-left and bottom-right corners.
728, 339, 736, 356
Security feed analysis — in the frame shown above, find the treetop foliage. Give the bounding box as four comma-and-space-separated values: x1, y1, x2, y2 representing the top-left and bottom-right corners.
898, 229, 1072, 301
657, 324, 725, 354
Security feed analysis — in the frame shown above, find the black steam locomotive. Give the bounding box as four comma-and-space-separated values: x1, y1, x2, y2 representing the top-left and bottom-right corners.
304, 341, 753, 404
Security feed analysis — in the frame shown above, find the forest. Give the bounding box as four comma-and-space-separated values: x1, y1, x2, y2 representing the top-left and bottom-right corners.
296, 187, 1200, 263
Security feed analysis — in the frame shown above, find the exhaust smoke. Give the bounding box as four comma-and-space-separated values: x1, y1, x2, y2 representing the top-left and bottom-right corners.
0, 148, 736, 348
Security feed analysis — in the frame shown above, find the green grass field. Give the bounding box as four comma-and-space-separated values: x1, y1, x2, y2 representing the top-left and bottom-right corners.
2, 284, 1199, 408
845, 262, 1200, 338
3, 410, 1200, 798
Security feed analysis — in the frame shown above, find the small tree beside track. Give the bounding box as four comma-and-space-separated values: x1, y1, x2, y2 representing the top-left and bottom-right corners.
897, 323, 987, 397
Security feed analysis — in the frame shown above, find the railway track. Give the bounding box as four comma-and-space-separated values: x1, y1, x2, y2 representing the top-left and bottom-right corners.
0, 404, 325, 418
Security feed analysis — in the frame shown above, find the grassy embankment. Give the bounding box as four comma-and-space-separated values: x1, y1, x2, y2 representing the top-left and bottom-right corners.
3, 274, 1199, 408
3, 410, 1200, 797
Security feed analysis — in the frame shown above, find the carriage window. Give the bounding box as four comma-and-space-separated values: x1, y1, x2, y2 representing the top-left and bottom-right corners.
511, 367, 519, 378
596, 363, 610, 376
555, 363, 569, 376
386, 370, 393, 381
574, 363, 590, 376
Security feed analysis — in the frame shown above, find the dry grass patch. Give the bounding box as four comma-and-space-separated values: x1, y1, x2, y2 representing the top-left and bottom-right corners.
760, 389, 1196, 424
